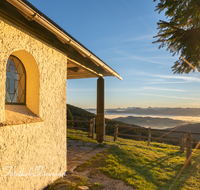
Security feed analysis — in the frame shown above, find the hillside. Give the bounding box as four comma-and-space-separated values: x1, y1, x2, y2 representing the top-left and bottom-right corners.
68, 104, 95, 119
114, 115, 190, 129
166, 123, 200, 141
67, 104, 141, 135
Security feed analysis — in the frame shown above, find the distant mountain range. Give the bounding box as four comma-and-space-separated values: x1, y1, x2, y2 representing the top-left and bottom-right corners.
106, 107, 200, 116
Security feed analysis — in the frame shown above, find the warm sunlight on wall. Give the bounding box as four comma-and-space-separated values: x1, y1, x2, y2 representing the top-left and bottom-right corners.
12, 50, 39, 116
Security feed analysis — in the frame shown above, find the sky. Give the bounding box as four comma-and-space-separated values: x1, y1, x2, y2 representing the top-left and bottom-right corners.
30, 0, 200, 109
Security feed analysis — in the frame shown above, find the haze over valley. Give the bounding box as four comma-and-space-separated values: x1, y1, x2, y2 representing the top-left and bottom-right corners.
87, 107, 200, 129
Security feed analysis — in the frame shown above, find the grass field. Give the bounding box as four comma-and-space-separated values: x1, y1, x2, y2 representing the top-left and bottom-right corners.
68, 129, 200, 190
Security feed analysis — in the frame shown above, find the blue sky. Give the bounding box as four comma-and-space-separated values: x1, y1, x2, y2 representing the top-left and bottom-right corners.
30, 0, 200, 109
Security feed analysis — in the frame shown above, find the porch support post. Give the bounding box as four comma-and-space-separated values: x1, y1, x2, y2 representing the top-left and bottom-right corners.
96, 77, 105, 143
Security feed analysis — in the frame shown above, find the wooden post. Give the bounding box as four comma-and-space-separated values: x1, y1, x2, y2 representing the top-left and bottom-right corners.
148, 127, 151, 146
114, 124, 118, 141
88, 118, 93, 137
92, 117, 95, 139
191, 134, 193, 148
180, 133, 184, 152
96, 77, 105, 143
104, 118, 106, 140
139, 131, 141, 141
186, 131, 192, 165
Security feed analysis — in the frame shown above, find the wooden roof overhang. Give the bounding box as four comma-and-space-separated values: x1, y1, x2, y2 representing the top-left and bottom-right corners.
0, 0, 122, 80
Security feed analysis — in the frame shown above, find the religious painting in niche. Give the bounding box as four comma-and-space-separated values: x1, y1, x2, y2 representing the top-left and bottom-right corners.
5, 55, 26, 104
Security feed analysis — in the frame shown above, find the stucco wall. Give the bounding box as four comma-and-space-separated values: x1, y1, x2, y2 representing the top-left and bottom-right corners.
0, 16, 67, 190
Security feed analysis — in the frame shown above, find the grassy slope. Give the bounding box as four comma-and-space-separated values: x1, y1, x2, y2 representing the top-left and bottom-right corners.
68, 129, 200, 190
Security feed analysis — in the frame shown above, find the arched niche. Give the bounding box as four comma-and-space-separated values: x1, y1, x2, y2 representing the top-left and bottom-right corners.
11, 50, 39, 116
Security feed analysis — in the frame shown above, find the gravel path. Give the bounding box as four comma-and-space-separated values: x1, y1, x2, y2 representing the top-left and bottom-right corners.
72, 170, 134, 190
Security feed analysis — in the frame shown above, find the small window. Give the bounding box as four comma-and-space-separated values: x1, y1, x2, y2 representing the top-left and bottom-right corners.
5, 55, 26, 104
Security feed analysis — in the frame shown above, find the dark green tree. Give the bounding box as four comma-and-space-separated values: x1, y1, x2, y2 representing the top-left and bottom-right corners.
153, 0, 200, 74
67, 106, 74, 127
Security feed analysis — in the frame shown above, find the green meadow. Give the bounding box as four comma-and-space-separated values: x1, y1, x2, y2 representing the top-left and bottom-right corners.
68, 129, 200, 190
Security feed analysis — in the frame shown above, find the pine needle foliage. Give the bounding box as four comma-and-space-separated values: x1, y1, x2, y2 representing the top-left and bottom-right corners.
153, 0, 200, 74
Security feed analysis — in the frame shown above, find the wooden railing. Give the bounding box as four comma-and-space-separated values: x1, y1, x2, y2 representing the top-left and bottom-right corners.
114, 125, 200, 165
67, 118, 95, 138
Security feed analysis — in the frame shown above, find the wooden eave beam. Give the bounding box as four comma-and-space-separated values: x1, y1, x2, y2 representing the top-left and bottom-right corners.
0, 1, 115, 79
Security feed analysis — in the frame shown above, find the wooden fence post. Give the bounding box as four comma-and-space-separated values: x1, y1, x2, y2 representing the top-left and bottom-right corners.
186, 131, 192, 165
180, 133, 184, 152
139, 131, 141, 141
114, 124, 118, 141
92, 118, 95, 139
148, 127, 151, 146
88, 118, 93, 137
191, 134, 193, 148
